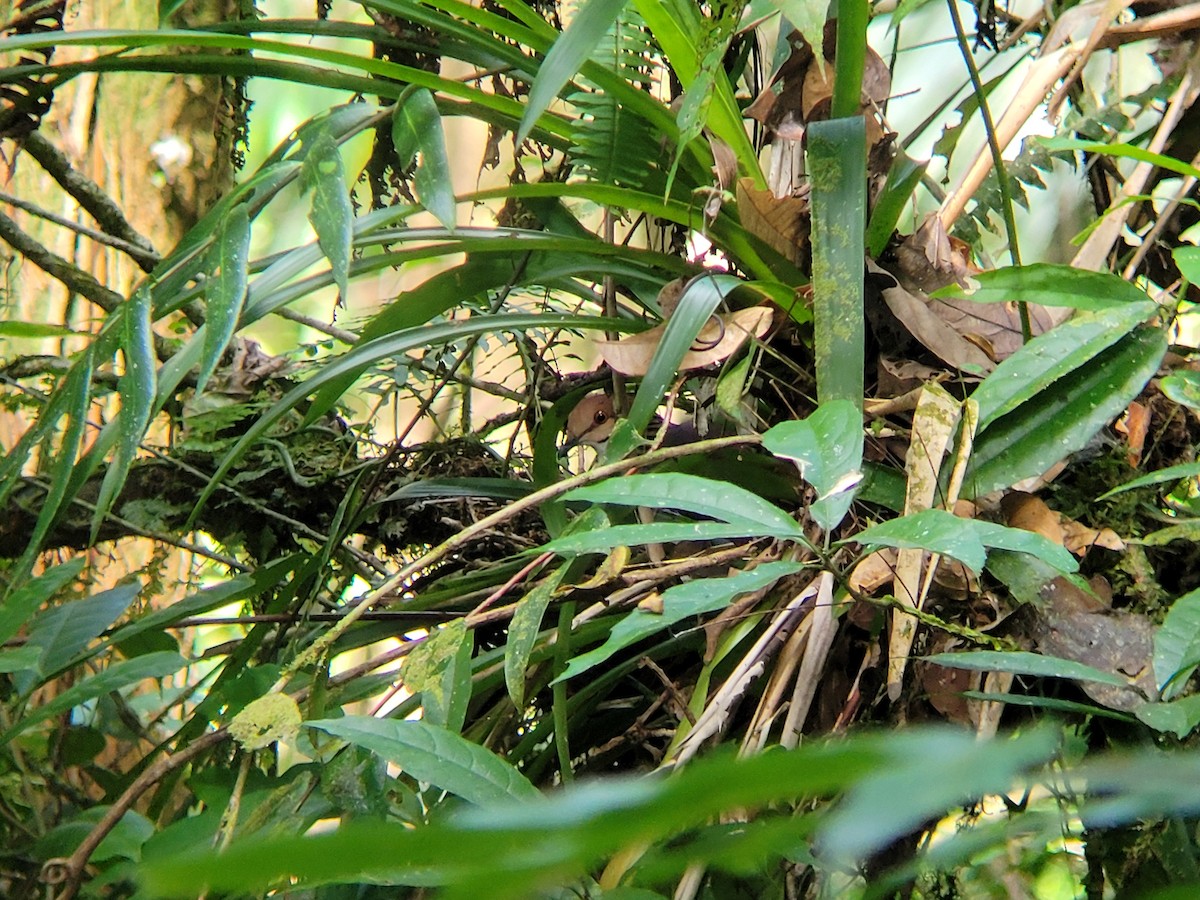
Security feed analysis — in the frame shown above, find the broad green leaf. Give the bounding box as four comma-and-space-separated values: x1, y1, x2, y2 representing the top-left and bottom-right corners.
1176, 245, 1200, 284
563, 472, 802, 535
196, 204, 250, 392
935, 264, 1152, 311
301, 130, 352, 302
554, 561, 803, 682
1, 651, 187, 745
970, 301, 1155, 428
855, 509, 1078, 574
91, 287, 156, 542
808, 117, 866, 406
517, 0, 629, 145
0, 558, 85, 645
923, 650, 1131, 689
402, 619, 471, 731
966, 325, 1167, 497
392, 89, 456, 229
763, 400, 864, 531
307, 717, 540, 805
1136, 695, 1200, 738
960, 690, 1138, 722
505, 565, 568, 708
1155, 588, 1200, 698
1161, 371, 1200, 411
141, 727, 1067, 897
21, 581, 141, 685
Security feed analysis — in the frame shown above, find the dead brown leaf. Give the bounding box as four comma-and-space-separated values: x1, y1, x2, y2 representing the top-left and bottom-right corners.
594, 306, 774, 377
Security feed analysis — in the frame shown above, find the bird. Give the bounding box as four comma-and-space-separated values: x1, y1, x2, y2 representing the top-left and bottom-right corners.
561, 392, 720, 456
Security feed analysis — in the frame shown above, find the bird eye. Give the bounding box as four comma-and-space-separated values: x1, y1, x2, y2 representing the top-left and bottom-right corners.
594, 411, 608, 424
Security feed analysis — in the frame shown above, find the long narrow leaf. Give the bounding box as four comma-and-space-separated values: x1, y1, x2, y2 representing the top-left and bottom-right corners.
808, 117, 866, 406
516, 0, 629, 145
196, 204, 251, 392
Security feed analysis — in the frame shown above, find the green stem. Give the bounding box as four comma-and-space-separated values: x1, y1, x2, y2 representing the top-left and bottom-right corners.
831, 0, 869, 120
945, 0, 1031, 341
553, 601, 576, 784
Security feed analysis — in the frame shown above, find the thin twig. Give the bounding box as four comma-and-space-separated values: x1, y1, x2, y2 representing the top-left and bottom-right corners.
48, 729, 229, 900
22, 131, 159, 268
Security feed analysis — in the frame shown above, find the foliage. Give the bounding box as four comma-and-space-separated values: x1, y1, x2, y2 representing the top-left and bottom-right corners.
0, 1, 1200, 898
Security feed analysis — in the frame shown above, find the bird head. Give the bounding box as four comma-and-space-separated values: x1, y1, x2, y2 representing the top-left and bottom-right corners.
562, 392, 617, 453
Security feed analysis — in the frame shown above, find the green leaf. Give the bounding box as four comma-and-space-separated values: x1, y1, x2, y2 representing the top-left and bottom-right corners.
855, 509, 1078, 574
91, 287, 156, 542
505, 565, 567, 708
966, 325, 1167, 497
1161, 371, 1200, 411
613, 275, 740, 458
403, 619, 472, 732
0, 646, 44, 674
21, 581, 141, 684
817, 726, 1060, 867
196, 204, 250, 392
13, 355, 93, 571
970, 301, 1155, 428
517, 0, 629, 145
392, 89, 456, 229
1100, 461, 1200, 499
1155, 588, 1200, 698
1175, 245, 1200, 284
762, 400, 864, 531
301, 130, 352, 302
766, 0, 830, 55
808, 117, 866, 406
935, 263, 1152, 311
0, 321, 80, 338
865, 151, 926, 257
554, 561, 803, 682
1, 651, 187, 745
306, 717, 540, 805
0, 558, 85, 644
923, 650, 1131, 689
545, 521, 793, 555
563, 472, 802, 535
1136, 695, 1200, 738
1040, 137, 1200, 181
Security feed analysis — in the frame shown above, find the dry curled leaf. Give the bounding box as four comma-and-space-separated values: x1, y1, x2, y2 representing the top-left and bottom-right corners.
595, 306, 773, 377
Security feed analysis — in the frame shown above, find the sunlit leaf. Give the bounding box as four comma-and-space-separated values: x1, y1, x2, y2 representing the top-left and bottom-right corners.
763, 400, 864, 531
923, 650, 1130, 688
